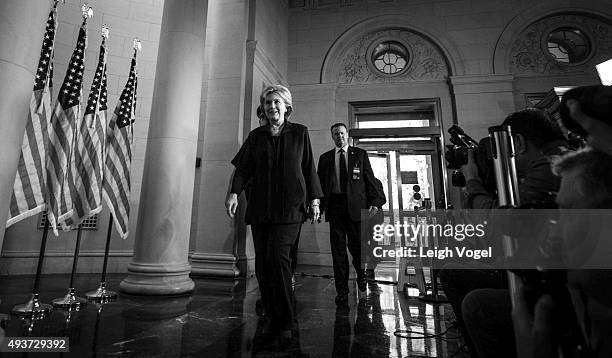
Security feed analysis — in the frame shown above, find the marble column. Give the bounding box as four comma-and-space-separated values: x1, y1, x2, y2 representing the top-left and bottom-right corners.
0, 1, 49, 252
120, 0, 207, 295
189, 0, 252, 277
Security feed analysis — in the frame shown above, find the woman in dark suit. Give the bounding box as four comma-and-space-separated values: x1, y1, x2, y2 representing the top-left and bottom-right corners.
225, 85, 323, 341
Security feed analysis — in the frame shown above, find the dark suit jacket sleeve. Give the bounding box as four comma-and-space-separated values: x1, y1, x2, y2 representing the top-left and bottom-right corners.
362, 151, 380, 208
230, 134, 254, 195
302, 128, 323, 201
369, 178, 386, 208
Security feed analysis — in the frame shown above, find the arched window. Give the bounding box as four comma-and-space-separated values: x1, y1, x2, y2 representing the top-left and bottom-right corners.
370, 41, 409, 75
547, 27, 591, 64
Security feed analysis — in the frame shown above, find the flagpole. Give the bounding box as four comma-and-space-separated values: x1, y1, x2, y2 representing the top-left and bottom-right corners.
11, 219, 53, 317
49, 3, 93, 310
86, 215, 117, 301
9, 0, 63, 319
85, 23, 116, 302
52, 224, 87, 309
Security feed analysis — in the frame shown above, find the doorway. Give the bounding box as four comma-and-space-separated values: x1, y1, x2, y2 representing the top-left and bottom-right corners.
350, 99, 448, 283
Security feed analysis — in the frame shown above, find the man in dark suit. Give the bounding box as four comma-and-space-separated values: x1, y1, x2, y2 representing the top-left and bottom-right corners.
317, 123, 384, 306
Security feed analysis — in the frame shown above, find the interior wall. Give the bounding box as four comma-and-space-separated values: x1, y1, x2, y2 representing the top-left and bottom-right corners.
190, 0, 289, 278
1, 0, 164, 275
255, 0, 289, 84
287, 0, 612, 267
4, 0, 612, 275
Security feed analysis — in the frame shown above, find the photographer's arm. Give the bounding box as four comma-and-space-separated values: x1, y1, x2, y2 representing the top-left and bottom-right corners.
462, 150, 496, 209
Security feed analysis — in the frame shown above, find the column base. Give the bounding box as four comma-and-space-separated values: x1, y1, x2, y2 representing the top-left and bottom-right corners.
190, 253, 241, 277
120, 262, 195, 295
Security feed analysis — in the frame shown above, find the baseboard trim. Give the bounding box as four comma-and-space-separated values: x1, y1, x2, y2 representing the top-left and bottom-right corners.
1, 250, 133, 257
190, 252, 241, 278
0, 255, 132, 275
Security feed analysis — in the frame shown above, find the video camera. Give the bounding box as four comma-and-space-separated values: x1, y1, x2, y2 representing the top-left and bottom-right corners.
444, 125, 495, 191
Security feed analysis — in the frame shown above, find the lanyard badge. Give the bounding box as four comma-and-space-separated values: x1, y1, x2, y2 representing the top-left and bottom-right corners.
352, 166, 360, 180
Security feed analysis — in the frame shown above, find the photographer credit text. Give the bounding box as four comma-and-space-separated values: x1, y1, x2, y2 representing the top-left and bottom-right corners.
370, 221, 491, 260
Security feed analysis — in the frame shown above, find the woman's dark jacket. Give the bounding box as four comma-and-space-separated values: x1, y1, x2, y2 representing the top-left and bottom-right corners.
231, 122, 323, 225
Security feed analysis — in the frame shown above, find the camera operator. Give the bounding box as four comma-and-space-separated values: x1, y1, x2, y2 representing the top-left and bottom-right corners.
512, 148, 612, 358
563, 87, 612, 156
512, 86, 612, 358
464, 108, 568, 209
440, 108, 568, 358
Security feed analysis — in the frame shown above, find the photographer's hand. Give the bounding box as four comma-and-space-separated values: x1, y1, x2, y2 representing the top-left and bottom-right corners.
512, 286, 556, 358
461, 149, 480, 182
567, 99, 612, 155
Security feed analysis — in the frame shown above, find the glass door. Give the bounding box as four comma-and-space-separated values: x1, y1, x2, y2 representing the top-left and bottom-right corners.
363, 139, 446, 283
350, 99, 448, 283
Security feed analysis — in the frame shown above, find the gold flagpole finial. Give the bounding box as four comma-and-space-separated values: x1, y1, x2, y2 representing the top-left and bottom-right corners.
133, 38, 142, 52
101, 25, 109, 40
82, 4, 93, 19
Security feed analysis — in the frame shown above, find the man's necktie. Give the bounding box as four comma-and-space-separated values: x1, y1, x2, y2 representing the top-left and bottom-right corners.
339, 149, 347, 193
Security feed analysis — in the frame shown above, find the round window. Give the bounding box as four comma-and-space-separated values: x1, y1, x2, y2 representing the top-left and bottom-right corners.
370, 41, 409, 75
546, 27, 591, 64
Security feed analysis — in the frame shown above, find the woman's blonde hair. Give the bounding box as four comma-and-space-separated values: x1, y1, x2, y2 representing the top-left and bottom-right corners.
260, 85, 293, 120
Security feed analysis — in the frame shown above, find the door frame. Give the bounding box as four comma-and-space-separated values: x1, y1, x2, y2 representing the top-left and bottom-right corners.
349, 98, 450, 209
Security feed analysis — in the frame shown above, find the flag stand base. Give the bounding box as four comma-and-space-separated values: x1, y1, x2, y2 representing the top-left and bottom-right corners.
52, 288, 87, 310
12, 293, 53, 318
86, 282, 117, 302
86, 216, 118, 302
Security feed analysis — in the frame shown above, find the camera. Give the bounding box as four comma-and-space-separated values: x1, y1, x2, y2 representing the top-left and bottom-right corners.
445, 125, 478, 169
444, 125, 495, 190
559, 84, 612, 138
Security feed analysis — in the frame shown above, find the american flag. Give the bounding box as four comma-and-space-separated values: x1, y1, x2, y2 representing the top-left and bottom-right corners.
7, 8, 57, 227
61, 34, 108, 229
103, 47, 138, 239
45, 22, 87, 236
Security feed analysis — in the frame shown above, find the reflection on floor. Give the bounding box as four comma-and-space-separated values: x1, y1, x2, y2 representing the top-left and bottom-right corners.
0, 267, 468, 357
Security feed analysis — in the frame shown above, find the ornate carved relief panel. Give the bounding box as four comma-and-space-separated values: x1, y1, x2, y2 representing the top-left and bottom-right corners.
509, 14, 612, 75
333, 28, 449, 84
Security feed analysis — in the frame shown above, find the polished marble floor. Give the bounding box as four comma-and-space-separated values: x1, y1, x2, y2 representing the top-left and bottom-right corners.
0, 266, 468, 357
